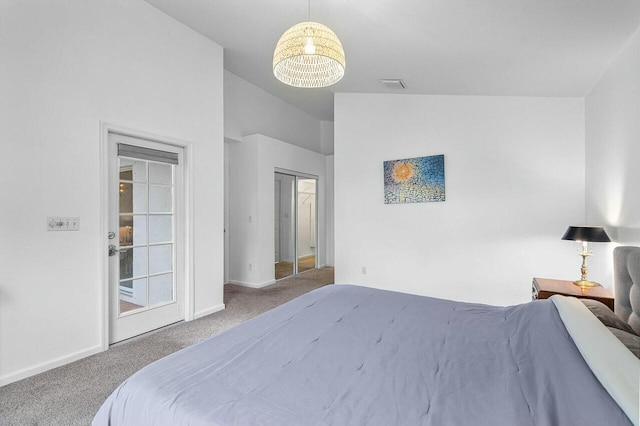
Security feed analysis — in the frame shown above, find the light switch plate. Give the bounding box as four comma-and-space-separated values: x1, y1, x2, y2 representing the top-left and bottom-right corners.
47, 217, 80, 231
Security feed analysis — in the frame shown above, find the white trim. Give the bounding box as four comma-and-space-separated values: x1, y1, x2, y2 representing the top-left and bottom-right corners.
184, 141, 195, 321
227, 279, 277, 289
294, 175, 299, 275
99, 122, 195, 350
274, 167, 319, 180
0, 345, 102, 387
99, 124, 110, 351
193, 303, 226, 320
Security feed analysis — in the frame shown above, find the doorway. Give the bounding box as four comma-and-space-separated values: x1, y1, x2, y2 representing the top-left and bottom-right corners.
107, 132, 185, 344
274, 171, 318, 280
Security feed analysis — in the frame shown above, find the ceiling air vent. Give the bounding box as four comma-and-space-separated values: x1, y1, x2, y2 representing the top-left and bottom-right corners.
379, 79, 406, 90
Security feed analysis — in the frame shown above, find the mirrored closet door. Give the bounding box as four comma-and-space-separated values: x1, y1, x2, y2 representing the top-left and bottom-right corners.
274, 171, 318, 280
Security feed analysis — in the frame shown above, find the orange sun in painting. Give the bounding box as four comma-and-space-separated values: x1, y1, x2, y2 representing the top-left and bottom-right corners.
393, 162, 414, 181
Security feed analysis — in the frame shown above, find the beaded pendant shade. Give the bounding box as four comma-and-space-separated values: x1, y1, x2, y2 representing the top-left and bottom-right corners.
273, 21, 345, 88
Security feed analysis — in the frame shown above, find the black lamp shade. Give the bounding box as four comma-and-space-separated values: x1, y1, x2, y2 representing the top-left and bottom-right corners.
561, 226, 611, 243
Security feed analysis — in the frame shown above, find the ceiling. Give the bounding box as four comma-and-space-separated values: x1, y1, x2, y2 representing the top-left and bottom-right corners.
146, 0, 640, 121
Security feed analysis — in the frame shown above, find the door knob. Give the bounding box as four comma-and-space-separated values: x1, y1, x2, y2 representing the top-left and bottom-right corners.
109, 245, 118, 257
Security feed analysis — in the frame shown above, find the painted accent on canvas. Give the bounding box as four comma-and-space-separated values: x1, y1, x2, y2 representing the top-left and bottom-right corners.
384, 155, 445, 204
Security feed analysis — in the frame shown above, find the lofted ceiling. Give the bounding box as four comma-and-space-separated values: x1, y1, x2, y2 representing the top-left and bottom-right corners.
146, 0, 640, 121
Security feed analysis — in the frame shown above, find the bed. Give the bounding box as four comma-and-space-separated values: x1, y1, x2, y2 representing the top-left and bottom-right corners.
94, 248, 640, 426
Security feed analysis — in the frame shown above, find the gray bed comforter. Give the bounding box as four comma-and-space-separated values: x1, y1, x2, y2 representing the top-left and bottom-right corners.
94, 285, 631, 425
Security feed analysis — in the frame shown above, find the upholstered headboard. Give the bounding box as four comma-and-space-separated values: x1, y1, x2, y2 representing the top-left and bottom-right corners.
613, 246, 640, 334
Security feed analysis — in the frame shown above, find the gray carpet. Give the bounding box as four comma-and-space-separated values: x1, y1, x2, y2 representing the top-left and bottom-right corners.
0, 268, 334, 426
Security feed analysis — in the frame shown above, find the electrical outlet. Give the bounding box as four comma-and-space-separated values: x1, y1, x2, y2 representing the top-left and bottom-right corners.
362, 266, 367, 275
47, 217, 80, 231
248, 263, 253, 271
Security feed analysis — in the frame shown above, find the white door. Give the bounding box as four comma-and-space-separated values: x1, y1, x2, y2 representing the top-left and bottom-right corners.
108, 133, 184, 343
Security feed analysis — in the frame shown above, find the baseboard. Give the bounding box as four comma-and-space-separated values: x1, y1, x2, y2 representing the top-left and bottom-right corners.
193, 303, 225, 320
0, 344, 103, 387
227, 279, 277, 289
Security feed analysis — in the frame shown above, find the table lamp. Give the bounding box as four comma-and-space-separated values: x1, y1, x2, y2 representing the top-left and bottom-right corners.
561, 226, 611, 287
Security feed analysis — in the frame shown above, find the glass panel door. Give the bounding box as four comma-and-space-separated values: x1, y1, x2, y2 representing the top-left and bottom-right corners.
296, 178, 317, 274
118, 157, 175, 315
108, 132, 184, 344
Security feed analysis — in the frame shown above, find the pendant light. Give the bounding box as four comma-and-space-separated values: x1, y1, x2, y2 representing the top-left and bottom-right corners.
273, 1, 345, 88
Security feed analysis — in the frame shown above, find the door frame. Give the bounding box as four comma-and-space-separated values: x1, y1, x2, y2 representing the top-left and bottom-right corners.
99, 122, 194, 351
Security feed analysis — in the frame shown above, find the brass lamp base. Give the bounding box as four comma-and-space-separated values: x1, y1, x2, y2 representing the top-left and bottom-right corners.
572, 243, 599, 289
573, 280, 600, 288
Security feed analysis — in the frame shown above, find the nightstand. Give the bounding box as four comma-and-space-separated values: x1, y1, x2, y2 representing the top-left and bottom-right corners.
532, 277, 614, 311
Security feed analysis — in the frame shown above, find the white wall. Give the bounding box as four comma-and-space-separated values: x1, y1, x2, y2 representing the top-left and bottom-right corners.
334, 94, 585, 305
585, 25, 640, 287
223, 71, 335, 279
228, 135, 327, 287
224, 71, 322, 153
320, 121, 335, 155
228, 139, 260, 285
325, 155, 335, 266
0, 0, 224, 385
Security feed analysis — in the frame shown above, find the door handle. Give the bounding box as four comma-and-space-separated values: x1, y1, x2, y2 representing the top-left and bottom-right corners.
109, 245, 118, 257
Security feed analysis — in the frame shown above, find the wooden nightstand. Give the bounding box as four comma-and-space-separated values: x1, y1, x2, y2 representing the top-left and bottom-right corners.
532, 277, 614, 311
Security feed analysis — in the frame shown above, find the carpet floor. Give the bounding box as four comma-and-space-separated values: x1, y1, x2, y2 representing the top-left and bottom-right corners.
0, 267, 334, 426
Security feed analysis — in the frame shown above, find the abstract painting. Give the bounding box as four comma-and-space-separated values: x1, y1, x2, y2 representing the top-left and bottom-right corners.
384, 154, 445, 204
